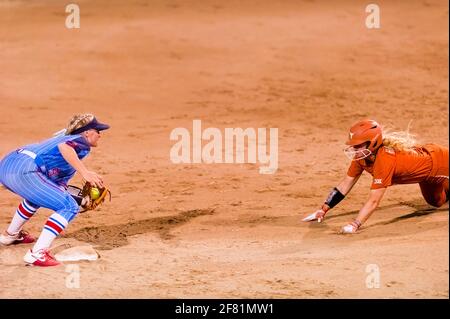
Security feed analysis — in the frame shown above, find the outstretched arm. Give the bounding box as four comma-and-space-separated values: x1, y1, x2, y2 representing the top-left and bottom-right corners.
322, 174, 361, 210
356, 187, 386, 224
58, 143, 104, 188
340, 187, 386, 233
337, 174, 361, 195
303, 174, 361, 222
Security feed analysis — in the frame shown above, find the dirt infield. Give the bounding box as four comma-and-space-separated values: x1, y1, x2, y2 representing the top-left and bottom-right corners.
0, 0, 448, 298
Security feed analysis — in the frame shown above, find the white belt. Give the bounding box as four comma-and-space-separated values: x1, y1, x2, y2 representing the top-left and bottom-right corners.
18, 149, 37, 159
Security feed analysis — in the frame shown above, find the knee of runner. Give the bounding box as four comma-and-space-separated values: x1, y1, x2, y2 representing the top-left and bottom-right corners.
425, 193, 447, 208
435, 197, 447, 208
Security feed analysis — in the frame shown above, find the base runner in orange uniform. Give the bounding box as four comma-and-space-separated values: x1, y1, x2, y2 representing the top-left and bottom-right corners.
303, 119, 449, 234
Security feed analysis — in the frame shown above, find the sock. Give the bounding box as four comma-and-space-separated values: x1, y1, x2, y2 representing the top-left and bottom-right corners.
32, 213, 68, 252
6, 200, 38, 235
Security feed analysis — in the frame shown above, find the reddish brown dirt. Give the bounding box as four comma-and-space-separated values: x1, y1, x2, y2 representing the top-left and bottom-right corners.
0, 0, 448, 298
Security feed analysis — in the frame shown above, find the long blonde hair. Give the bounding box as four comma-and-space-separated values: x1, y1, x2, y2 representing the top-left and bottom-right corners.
382, 121, 419, 154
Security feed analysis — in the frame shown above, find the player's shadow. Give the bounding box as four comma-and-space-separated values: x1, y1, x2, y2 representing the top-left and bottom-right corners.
323, 199, 439, 222
363, 206, 448, 229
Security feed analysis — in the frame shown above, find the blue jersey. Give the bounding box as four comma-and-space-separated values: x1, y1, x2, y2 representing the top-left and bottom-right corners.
22, 134, 91, 186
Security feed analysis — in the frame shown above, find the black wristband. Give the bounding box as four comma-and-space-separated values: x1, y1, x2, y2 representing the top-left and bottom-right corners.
324, 187, 345, 209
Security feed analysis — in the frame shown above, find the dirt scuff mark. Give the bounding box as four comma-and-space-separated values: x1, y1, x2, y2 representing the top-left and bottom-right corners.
64, 209, 215, 250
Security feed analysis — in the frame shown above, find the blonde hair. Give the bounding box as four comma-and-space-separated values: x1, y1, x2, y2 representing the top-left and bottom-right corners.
382, 121, 419, 154
65, 113, 94, 135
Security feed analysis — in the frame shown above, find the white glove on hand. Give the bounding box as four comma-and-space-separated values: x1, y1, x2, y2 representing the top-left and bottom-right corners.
339, 220, 361, 234
302, 209, 327, 223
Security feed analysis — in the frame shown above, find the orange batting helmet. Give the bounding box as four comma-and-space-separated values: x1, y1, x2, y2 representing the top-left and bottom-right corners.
344, 119, 383, 160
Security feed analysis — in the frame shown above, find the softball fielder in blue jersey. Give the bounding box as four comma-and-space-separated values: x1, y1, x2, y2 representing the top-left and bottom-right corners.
0, 114, 109, 266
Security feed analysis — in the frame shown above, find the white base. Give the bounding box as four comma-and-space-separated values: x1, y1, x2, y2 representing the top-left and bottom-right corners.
54, 245, 99, 262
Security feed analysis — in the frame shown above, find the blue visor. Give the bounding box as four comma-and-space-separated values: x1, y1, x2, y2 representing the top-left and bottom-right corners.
71, 117, 110, 135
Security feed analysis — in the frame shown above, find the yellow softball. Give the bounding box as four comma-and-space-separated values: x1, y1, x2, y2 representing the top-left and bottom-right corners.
90, 187, 100, 200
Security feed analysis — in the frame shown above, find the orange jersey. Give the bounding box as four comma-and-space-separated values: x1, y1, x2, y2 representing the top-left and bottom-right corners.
347, 144, 448, 190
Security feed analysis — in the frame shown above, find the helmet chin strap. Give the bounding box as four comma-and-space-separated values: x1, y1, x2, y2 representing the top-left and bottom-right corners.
344, 147, 372, 161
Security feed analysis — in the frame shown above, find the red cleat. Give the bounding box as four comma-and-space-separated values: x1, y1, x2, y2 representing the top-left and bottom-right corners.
0, 230, 35, 245
24, 249, 61, 267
